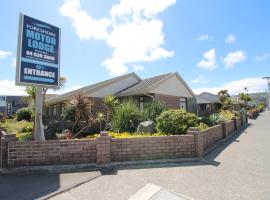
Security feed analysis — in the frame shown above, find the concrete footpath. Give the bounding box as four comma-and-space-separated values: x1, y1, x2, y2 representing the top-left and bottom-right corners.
1, 112, 270, 200
49, 112, 270, 200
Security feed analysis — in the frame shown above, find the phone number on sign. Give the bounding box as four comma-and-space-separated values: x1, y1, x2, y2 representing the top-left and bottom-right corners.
26, 50, 55, 61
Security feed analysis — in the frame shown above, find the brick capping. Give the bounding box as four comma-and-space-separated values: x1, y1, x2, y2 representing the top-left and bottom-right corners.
3, 116, 248, 167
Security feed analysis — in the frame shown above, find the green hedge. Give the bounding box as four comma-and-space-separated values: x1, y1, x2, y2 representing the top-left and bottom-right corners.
16, 108, 33, 121
156, 109, 199, 135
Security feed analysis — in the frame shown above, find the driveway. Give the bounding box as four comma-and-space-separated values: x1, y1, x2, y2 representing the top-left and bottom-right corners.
50, 112, 270, 200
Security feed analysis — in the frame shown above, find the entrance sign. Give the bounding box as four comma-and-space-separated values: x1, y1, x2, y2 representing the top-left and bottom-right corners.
16, 14, 60, 87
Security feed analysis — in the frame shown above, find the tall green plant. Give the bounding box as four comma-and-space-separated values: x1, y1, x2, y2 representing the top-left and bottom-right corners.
142, 100, 166, 121
218, 89, 231, 110
103, 95, 119, 130
239, 92, 251, 109
96, 112, 105, 132
111, 100, 143, 132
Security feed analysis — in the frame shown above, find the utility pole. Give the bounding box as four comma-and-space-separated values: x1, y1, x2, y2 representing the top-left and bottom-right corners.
262, 77, 270, 111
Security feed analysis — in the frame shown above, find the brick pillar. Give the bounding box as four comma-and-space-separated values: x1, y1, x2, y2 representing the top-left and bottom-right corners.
1, 131, 17, 168
233, 118, 237, 131
96, 131, 111, 165
187, 127, 203, 158
221, 122, 228, 138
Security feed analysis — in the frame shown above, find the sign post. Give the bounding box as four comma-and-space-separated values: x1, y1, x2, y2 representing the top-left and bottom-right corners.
16, 14, 60, 141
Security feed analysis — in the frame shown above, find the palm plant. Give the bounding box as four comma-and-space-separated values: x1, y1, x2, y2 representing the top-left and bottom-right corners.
66, 93, 93, 138
23, 86, 36, 106
103, 95, 119, 130
96, 112, 105, 132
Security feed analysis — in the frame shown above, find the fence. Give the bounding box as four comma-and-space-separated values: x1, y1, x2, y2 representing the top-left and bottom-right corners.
0, 117, 247, 168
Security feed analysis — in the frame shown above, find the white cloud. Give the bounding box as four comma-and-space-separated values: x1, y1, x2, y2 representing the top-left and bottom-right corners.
197, 34, 213, 41
225, 34, 236, 44
190, 75, 209, 84
0, 80, 26, 95
11, 58, 16, 67
60, 0, 175, 76
254, 53, 270, 62
0, 51, 12, 60
197, 48, 217, 70
132, 64, 144, 72
59, 0, 111, 40
193, 77, 266, 95
223, 50, 247, 68
110, 0, 176, 19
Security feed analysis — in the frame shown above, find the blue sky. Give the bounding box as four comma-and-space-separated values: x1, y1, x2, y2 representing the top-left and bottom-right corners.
0, 0, 270, 95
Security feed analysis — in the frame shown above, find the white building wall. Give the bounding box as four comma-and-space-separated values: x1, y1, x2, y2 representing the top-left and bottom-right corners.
0, 96, 6, 107
150, 75, 193, 98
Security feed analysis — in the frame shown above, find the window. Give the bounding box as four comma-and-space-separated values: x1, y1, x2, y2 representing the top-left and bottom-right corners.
200, 104, 207, 111
179, 98, 187, 111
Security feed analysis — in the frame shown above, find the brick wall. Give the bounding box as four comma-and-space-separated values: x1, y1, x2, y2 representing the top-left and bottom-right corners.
0, 131, 17, 167
236, 117, 242, 129
5, 115, 247, 167
110, 135, 195, 162
201, 125, 223, 150
8, 139, 97, 166
225, 120, 235, 136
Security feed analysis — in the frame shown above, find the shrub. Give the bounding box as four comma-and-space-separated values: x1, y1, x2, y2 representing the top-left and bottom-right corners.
156, 109, 199, 135
219, 110, 235, 121
17, 132, 32, 141
257, 101, 266, 111
111, 100, 144, 132
0, 120, 33, 134
16, 108, 33, 121
197, 122, 209, 131
201, 113, 223, 126
87, 132, 167, 139
208, 113, 223, 126
142, 100, 166, 121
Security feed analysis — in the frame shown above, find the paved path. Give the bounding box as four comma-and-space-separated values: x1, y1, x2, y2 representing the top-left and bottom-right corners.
50, 112, 270, 200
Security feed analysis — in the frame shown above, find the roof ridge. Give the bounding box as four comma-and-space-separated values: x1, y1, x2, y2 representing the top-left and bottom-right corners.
47, 72, 140, 103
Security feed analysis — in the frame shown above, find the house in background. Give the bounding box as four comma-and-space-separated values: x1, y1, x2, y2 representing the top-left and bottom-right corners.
230, 96, 244, 111
117, 72, 196, 112
45, 72, 197, 122
0, 96, 28, 116
196, 92, 222, 117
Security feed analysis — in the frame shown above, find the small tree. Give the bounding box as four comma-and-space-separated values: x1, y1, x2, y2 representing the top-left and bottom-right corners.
96, 112, 105, 132
239, 92, 251, 109
218, 89, 231, 110
66, 93, 93, 138
103, 95, 119, 130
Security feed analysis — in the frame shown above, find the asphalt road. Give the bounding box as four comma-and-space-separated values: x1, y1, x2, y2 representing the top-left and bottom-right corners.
50, 112, 270, 200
